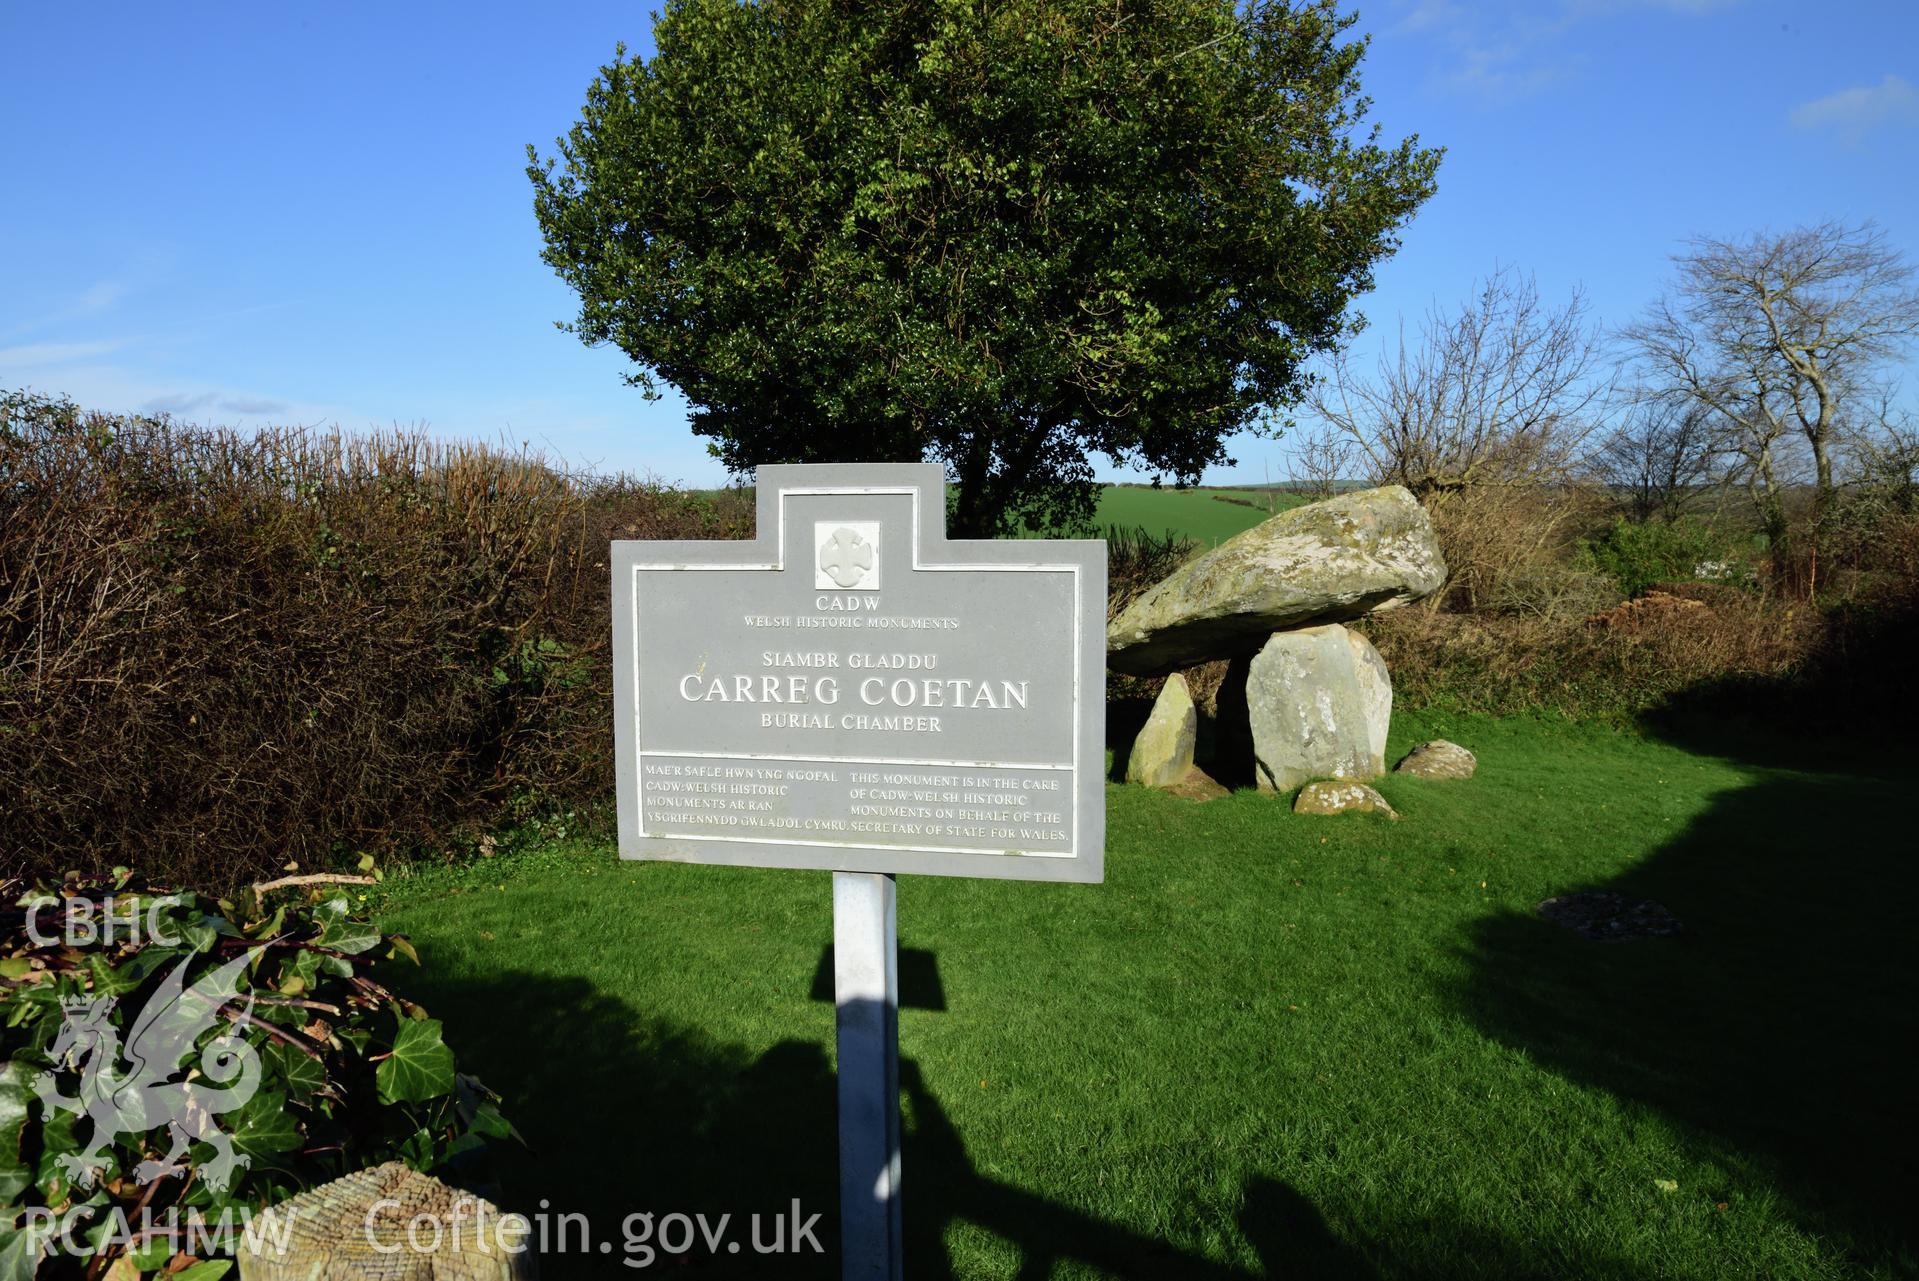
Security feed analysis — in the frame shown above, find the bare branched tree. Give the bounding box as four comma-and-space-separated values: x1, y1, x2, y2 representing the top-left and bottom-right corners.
1284, 424, 1355, 500
1303, 270, 1616, 611
1593, 399, 1722, 523
1305, 268, 1616, 505
1625, 221, 1919, 556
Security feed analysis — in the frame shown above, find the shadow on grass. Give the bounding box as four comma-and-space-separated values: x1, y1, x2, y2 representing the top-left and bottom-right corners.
406, 963, 1288, 1277
809, 945, 948, 1011
402, 960, 1628, 1279
1449, 721, 1915, 1268
395, 967, 837, 1277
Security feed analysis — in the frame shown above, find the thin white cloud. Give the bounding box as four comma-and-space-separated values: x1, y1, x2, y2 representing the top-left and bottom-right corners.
2, 360, 350, 434
0, 282, 132, 342
75, 281, 125, 313
1394, 0, 1462, 35
218, 395, 291, 416
0, 340, 124, 370
1445, 42, 1579, 100
1391, 0, 1739, 102
141, 391, 298, 420
1791, 75, 1919, 147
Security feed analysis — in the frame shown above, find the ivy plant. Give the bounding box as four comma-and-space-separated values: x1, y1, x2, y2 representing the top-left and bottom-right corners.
0, 869, 515, 1280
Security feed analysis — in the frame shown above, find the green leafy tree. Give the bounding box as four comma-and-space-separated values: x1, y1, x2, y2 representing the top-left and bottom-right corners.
529, 0, 1439, 535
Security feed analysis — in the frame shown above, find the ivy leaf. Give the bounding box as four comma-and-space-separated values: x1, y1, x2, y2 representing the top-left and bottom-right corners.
313, 902, 379, 956
0, 1213, 49, 1281
316, 918, 379, 955
174, 912, 240, 954
456, 1074, 522, 1144
86, 952, 149, 997
0, 1062, 34, 1202
35, 1109, 81, 1202
4, 992, 48, 1031
229, 1088, 302, 1157
394, 1125, 444, 1170
281, 948, 321, 993
270, 1042, 326, 1099
126, 1231, 173, 1272
376, 1019, 456, 1104
116, 944, 184, 988
173, 1263, 234, 1280
248, 903, 288, 940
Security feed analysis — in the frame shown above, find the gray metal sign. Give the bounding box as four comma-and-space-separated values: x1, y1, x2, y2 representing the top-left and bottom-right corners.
612, 462, 1105, 883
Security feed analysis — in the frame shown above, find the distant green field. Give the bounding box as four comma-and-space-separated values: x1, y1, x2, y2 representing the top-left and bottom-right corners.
1094, 486, 1301, 545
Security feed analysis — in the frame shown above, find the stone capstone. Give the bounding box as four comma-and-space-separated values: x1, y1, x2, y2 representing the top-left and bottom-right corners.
1107, 485, 1445, 676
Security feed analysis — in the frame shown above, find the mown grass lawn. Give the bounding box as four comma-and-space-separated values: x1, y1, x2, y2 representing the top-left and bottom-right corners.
373, 710, 1910, 1279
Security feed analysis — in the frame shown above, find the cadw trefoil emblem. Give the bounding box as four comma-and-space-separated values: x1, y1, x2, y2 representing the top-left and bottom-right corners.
818, 524, 878, 590
33, 948, 265, 1193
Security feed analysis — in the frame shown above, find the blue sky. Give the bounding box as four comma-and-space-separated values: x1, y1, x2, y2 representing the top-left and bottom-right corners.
2, 0, 1914, 488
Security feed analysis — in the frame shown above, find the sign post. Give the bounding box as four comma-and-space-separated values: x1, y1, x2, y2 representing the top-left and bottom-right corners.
611, 463, 1105, 1278
833, 871, 902, 1281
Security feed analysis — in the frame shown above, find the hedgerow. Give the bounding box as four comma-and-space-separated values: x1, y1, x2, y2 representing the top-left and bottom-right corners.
0, 392, 750, 886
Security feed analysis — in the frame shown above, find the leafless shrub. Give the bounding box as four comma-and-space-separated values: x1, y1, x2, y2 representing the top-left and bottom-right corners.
1103, 525, 1200, 619
1360, 591, 1818, 721
1426, 484, 1612, 615
1285, 424, 1355, 500
1302, 269, 1617, 611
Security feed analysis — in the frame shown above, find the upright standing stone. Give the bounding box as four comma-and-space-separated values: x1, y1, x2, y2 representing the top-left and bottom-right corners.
1125, 674, 1197, 787
1106, 485, 1445, 676
1239, 624, 1392, 794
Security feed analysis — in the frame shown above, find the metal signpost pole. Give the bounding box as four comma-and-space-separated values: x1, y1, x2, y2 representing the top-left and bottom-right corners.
833, 871, 902, 1281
